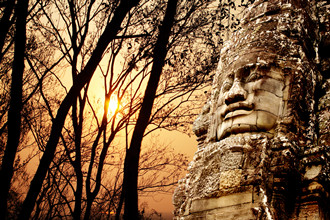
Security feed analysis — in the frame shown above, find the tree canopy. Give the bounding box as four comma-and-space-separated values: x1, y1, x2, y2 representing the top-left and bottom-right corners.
0, 0, 257, 219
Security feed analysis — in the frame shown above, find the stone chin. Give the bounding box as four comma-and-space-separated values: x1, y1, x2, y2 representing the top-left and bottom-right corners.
217, 110, 277, 140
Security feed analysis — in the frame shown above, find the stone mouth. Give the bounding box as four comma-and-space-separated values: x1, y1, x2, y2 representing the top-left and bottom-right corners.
221, 103, 254, 119
224, 109, 253, 120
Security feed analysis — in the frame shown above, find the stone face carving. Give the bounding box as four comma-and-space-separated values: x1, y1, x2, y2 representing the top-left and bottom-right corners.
173, 0, 330, 219
215, 63, 287, 140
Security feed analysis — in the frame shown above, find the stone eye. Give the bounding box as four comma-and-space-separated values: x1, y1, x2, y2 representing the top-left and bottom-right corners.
221, 82, 232, 92
245, 72, 261, 82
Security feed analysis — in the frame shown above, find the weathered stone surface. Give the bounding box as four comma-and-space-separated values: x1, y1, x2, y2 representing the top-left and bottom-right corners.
219, 169, 242, 189
173, 0, 330, 219
190, 191, 253, 213
304, 165, 322, 180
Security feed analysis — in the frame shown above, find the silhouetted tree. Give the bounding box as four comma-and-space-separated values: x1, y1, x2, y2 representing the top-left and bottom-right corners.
0, 0, 258, 219
0, 0, 29, 218
18, 0, 141, 219
121, 0, 178, 218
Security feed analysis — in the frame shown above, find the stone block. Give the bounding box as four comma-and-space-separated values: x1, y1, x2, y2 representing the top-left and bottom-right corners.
251, 78, 284, 97
219, 169, 242, 189
253, 90, 282, 115
220, 151, 243, 172
304, 165, 322, 180
256, 110, 277, 130
296, 202, 323, 220
190, 190, 253, 213
232, 111, 258, 126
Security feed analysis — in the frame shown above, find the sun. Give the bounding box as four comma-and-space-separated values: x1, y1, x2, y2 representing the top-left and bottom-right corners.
107, 95, 119, 116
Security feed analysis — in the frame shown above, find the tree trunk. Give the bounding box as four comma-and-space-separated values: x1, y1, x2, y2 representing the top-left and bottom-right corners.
84, 124, 117, 220
122, 0, 178, 219
0, 0, 15, 63
0, 0, 29, 218
17, 1, 140, 219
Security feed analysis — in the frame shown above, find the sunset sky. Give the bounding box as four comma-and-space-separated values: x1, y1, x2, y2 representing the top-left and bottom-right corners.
141, 129, 198, 219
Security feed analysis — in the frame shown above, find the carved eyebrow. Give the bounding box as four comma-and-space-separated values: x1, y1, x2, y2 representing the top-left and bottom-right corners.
246, 65, 270, 75
235, 65, 254, 76
242, 63, 256, 70
241, 63, 270, 72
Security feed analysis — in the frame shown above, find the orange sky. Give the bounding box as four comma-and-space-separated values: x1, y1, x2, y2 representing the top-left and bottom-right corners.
141, 129, 198, 219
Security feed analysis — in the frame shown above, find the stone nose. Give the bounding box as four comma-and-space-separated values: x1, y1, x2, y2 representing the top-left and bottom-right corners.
224, 80, 247, 105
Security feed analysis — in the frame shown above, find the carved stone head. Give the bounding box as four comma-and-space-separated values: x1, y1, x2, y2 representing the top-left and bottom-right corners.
204, 0, 316, 144
174, 0, 330, 219
215, 57, 288, 140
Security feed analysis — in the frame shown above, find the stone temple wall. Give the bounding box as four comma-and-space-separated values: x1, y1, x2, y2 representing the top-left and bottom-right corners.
173, 0, 330, 219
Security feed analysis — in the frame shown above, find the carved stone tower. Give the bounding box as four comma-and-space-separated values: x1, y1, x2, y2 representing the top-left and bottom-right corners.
173, 0, 330, 219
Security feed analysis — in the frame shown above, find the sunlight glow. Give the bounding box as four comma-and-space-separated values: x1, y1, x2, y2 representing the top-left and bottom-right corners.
107, 95, 119, 117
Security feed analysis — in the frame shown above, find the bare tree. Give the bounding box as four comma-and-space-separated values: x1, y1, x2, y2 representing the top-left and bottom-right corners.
18, 0, 141, 219
0, 0, 29, 218
0, 0, 259, 219
0, 0, 15, 64
28, 0, 222, 219
121, 0, 179, 218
